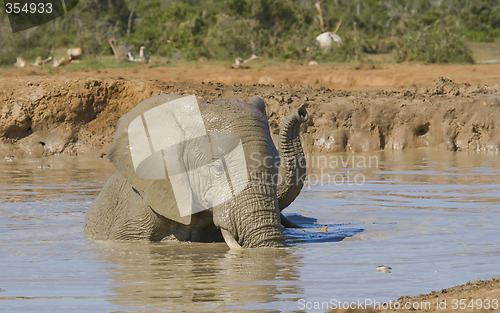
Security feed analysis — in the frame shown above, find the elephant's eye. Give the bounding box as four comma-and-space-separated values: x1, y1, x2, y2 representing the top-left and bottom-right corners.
211, 159, 225, 177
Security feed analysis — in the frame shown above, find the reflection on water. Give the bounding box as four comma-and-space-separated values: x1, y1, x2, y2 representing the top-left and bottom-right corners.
0, 149, 499, 312
96, 242, 303, 312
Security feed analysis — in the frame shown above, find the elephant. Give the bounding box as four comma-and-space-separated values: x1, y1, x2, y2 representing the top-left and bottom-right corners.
84, 94, 308, 248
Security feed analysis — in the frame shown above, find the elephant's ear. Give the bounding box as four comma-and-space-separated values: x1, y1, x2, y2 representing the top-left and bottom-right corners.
108, 94, 206, 225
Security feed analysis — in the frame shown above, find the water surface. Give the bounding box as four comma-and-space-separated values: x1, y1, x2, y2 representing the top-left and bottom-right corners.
1, 149, 499, 312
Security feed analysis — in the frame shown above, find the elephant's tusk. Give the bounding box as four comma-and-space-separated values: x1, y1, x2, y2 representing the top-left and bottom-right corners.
221, 229, 243, 250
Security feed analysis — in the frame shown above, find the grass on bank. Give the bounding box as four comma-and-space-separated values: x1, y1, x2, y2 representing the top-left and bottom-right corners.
2, 41, 499, 72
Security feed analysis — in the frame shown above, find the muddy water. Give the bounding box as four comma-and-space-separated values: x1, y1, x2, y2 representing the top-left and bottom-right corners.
0, 149, 499, 312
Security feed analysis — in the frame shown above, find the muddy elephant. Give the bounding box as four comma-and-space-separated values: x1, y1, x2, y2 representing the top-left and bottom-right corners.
84, 95, 308, 248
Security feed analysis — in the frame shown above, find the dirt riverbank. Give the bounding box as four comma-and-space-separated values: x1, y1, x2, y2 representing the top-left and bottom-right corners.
327, 278, 500, 313
1, 70, 499, 157
2, 63, 500, 92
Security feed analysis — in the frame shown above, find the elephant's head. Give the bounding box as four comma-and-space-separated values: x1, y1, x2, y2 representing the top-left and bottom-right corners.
108, 95, 307, 248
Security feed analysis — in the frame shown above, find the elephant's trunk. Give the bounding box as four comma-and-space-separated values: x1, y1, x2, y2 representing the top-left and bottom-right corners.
220, 213, 285, 248
215, 187, 285, 248
238, 214, 284, 248
276, 103, 308, 211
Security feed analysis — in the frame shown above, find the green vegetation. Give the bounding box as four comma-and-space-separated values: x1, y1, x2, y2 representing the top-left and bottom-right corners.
1, 0, 500, 66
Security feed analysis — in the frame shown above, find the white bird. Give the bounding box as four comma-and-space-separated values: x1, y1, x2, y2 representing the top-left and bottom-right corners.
127, 50, 134, 61
140, 46, 150, 63
234, 57, 244, 65
316, 32, 342, 49
127, 50, 139, 62
376, 265, 392, 273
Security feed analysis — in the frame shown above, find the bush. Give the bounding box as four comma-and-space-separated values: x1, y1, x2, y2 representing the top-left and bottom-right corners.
203, 14, 259, 60
1, 0, 497, 65
394, 25, 474, 64
462, 30, 494, 42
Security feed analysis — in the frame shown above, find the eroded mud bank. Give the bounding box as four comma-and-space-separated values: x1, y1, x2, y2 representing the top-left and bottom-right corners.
1, 76, 499, 157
